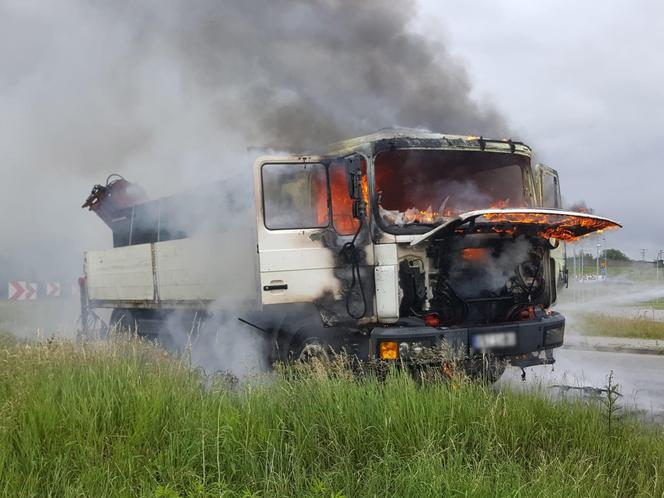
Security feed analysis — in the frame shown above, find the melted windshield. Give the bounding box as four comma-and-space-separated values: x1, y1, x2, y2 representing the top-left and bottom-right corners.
374, 149, 530, 229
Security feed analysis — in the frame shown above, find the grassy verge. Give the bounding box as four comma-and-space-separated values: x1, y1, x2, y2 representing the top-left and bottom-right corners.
1, 337, 663, 497
578, 312, 664, 340
635, 300, 664, 310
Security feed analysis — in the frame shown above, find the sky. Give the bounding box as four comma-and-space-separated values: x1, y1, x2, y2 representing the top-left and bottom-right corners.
0, 0, 661, 287
416, 0, 664, 259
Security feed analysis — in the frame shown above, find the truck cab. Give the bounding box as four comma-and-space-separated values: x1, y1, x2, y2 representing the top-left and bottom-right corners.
253, 130, 619, 376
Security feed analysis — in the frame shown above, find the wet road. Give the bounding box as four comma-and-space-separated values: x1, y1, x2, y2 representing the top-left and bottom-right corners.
498, 349, 664, 422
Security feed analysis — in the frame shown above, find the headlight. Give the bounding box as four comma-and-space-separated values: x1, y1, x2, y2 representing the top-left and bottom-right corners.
399, 341, 428, 359
545, 326, 564, 345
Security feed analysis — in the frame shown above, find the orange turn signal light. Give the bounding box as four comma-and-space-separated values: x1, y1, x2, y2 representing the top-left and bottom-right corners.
379, 341, 398, 360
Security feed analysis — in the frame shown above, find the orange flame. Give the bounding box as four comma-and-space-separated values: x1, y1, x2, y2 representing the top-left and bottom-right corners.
462, 247, 488, 261
480, 211, 618, 241
397, 199, 520, 225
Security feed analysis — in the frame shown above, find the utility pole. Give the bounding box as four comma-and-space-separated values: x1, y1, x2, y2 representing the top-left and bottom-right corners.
596, 243, 601, 279
657, 250, 662, 305
603, 237, 607, 278
641, 248, 647, 261
657, 249, 660, 282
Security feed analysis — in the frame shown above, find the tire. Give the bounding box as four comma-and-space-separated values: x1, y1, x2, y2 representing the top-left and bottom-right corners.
107, 309, 162, 343
290, 336, 333, 363
108, 308, 138, 336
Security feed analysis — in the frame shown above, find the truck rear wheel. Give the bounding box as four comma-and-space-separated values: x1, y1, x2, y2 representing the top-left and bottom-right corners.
109, 308, 137, 336
108, 309, 160, 342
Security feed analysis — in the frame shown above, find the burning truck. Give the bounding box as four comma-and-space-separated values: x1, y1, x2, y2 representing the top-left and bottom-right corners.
80, 130, 620, 381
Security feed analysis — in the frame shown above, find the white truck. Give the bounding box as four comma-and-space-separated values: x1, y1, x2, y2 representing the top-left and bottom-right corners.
80, 130, 620, 380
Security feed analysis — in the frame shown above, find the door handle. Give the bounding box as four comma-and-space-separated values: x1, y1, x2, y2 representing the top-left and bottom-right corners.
263, 283, 288, 291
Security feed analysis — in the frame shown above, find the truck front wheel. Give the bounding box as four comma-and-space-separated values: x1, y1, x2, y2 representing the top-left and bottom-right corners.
289, 337, 333, 364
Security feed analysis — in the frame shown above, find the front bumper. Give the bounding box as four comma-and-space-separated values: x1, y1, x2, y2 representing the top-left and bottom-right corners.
370, 312, 565, 361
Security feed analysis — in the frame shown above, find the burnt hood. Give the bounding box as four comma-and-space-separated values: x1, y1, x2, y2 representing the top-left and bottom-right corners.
409, 208, 621, 246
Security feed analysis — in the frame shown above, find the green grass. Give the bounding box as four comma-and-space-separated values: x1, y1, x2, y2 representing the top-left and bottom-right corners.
635, 300, 664, 310
579, 313, 664, 340
1, 337, 663, 497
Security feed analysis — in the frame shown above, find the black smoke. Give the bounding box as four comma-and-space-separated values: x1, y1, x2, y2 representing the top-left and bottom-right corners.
0, 0, 508, 284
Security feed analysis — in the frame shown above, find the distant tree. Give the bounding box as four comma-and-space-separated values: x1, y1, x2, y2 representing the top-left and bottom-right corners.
603, 249, 630, 262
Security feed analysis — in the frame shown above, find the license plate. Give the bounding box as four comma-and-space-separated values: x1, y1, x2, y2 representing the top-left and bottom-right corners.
472, 331, 517, 350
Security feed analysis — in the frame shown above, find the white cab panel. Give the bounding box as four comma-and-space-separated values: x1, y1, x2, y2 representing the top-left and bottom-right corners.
260, 268, 341, 305
374, 243, 398, 266
373, 243, 399, 322
374, 265, 399, 322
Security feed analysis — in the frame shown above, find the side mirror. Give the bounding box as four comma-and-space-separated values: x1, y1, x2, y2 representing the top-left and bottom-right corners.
344, 155, 366, 220
345, 156, 363, 200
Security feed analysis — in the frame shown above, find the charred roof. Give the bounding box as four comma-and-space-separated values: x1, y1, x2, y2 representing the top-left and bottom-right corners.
324, 128, 532, 158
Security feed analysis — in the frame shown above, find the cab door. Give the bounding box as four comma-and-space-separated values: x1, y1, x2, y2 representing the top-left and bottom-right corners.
254, 156, 371, 307
535, 163, 565, 292
534, 164, 562, 208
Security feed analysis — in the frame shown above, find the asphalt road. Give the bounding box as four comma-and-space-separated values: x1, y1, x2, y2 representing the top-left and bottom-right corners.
498, 349, 664, 422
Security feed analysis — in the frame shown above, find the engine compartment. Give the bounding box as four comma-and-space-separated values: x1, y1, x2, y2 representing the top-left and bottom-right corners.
399, 235, 554, 326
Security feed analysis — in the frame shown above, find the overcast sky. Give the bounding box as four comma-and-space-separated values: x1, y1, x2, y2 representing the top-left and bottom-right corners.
416, 0, 664, 259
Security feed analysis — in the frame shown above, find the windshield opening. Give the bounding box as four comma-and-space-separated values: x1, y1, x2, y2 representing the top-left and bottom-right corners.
374, 149, 529, 229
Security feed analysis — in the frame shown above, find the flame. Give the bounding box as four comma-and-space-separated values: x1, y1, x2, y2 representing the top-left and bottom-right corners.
462, 247, 488, 262
329, 161, 369, 235
480, 211, 619, 241
488, 199, 510, 209
381, 194, 618, 242
396, 199, 519, 225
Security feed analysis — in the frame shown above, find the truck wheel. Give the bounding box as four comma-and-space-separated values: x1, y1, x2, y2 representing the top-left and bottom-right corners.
108, 308, 137, 336
291, 337, 332, 364
109, 309, 171, 343
463, 355, 507, 384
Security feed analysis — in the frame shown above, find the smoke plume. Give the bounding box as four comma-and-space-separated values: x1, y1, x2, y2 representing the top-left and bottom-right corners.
0, 0, 508, 343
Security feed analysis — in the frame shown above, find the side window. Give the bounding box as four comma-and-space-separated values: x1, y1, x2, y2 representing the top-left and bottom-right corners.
541, 172, 561, 208
329, 162, 360, 235
262, 163, 329, 229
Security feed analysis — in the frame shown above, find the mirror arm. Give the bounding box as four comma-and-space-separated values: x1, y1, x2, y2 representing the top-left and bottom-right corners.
344, 155, 366, 220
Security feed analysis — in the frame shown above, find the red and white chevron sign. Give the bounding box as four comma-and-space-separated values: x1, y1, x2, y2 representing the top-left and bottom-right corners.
8, 281, 37, 301
46, 282, 61, 297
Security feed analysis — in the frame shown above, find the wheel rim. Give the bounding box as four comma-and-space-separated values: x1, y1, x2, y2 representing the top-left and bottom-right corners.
297, 339, 330, 363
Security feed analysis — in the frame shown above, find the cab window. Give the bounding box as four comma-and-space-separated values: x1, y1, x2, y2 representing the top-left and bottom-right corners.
262, 163, 329, 229
541, 172, 561, 208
